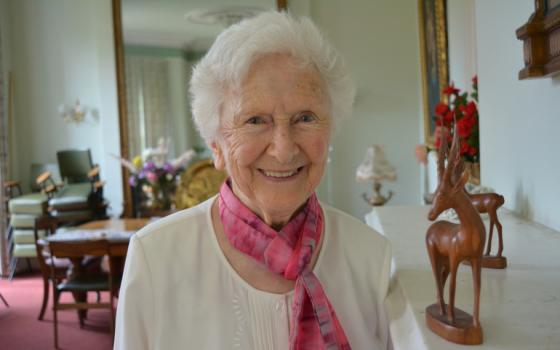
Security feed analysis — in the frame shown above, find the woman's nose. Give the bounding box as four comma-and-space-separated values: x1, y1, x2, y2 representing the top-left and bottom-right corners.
267, 125, 299, 164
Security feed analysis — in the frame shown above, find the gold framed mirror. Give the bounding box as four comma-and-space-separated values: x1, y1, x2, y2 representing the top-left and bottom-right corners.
418, 0, 449, 145
112, 0, 287, 217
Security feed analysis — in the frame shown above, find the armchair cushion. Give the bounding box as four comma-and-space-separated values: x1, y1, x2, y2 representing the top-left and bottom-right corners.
49, 183, 91, 210
8, 193, 48, 215
9, 214, 43, 229
13, 243, 38, 258
13, 229, 47, 244
58, 274, 110, 292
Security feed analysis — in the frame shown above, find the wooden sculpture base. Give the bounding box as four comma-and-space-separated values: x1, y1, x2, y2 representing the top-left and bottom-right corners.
482, 255, 507, 269
463, 255, 507, 269
426, 304, 483, 345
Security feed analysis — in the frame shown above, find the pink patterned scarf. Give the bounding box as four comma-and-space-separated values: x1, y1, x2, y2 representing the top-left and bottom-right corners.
218, 181, 351, 349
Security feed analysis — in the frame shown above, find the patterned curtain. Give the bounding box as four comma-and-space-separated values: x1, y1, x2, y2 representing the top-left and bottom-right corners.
125, 56, 172, 158
0, 21, 9, 276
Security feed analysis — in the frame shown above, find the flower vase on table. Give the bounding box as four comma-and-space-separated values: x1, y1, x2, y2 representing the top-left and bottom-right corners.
127, 159, 178, 217
113, 139, 197, 218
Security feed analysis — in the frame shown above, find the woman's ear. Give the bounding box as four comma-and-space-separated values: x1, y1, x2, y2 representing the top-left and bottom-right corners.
210, 141, 225, 170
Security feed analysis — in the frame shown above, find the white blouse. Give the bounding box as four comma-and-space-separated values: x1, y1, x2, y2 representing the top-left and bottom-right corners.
114, 197, 392, 350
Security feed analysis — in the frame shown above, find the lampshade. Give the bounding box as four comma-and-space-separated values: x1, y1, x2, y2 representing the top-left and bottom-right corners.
356, 145, 396, 183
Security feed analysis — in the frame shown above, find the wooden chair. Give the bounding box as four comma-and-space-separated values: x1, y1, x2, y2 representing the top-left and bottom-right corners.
34, 216, 72, 321
47, 239, 116, 349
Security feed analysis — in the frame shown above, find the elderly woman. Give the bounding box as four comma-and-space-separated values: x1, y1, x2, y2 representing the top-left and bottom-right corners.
115, 11, 391, 350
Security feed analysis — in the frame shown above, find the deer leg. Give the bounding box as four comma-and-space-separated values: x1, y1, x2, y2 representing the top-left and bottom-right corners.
496, 217, 504, 257
471, 257, 482, 328
441, 262, 450, 289
486, 216, 495, 256
427, 243, 446, 315
447, 256, 459, 324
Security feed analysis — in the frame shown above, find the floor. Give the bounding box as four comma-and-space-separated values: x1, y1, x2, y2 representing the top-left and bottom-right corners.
0, 272, 113, 350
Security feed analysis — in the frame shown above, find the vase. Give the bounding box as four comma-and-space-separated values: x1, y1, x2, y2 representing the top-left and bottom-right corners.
153, 185, 173, 210
141, 183, 174, 212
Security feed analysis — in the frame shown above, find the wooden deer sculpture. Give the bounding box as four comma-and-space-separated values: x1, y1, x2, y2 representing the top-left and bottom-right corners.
469, 193, 507, 268
425, 122, 485, 345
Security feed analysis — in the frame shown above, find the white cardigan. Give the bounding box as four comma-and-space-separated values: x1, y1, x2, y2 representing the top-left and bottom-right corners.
114, 197, 392, 350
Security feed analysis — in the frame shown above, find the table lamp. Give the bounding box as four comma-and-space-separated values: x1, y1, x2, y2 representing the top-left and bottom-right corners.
356, 145, 396, 206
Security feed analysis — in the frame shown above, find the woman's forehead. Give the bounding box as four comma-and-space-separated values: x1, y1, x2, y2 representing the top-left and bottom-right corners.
242, 58, 327, 103
244, 53, 324, 87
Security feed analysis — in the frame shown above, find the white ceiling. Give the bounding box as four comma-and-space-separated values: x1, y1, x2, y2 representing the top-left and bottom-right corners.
122, 0, 277, 51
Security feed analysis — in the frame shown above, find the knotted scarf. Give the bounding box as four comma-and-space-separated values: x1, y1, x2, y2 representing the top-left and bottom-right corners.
218, 181, 351, 349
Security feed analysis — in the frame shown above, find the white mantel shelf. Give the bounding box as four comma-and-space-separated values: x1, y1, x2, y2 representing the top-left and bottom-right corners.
366, 205, 560, 350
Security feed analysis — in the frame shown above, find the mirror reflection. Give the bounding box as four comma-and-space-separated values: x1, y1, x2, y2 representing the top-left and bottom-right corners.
120, 0, 276, 159
119, 0, 277, 216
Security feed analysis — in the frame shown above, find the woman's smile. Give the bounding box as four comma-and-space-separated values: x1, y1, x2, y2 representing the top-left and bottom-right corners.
258, 166, 304, 180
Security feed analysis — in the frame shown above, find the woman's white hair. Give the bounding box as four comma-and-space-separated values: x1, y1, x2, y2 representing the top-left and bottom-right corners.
190, 11, 355, 143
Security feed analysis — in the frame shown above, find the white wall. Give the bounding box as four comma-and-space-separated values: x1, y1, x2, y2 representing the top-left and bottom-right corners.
474, 0, 560, 231
448, 0, 477, 90
5, 0, 123, 215
300, 0, 423, 219
1, 0, 16, 180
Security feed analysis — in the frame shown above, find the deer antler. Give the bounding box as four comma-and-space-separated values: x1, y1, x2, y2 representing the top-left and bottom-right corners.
444, 116, 468, 188
437, 116, 448, 183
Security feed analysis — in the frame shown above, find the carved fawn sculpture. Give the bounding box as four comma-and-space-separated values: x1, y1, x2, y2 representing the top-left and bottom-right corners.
468, 193, 507, 268
449, 157, 507, 269
425, 123, 485, 345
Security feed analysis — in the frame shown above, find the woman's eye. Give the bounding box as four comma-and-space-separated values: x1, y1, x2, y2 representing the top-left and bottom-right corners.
246, 116, 265, 125
298, 113, 316, 123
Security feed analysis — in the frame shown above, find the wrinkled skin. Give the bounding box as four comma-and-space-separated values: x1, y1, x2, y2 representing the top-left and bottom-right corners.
211, 53, 332, 229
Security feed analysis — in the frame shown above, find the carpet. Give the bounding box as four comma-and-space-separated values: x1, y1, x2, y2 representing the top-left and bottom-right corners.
0, 272, 113, 350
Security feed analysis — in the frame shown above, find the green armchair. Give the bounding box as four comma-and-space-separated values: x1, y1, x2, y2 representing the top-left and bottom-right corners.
5, 163, 58, 277
47, 149, 107, 221
6, 149, 108, 278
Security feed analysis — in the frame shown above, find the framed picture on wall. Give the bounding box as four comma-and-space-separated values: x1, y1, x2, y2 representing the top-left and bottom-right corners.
418, 0, 449, 144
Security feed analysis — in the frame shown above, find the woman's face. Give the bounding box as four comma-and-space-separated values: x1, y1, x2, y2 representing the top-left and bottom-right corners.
211, 54, 332, 227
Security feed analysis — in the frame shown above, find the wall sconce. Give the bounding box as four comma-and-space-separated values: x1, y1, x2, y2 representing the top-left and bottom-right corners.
58, 99, 88, 123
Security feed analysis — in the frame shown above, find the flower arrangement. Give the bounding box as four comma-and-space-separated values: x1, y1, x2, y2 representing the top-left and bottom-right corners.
113, 139, 196, 211
128, 157, 176, 190
433, 76, 480, 163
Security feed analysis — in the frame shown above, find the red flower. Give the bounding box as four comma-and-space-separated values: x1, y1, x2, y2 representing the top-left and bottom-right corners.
443, 83, 460, 96
457, 117, 473, 138
428, 75, 479, 161
460, 140, 470, 156
460, 101, 477, 117
444, 110, 454, 125
435, 102, 449, 117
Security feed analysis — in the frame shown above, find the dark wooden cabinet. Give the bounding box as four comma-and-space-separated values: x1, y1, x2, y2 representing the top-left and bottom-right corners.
516, 0, 560, 79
